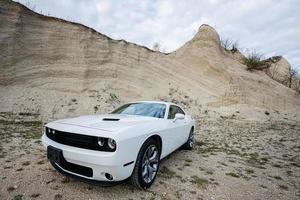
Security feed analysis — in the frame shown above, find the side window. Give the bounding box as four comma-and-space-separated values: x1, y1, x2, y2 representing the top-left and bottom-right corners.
176, 106, 185, 115
168, 106, 177, 119
168, 105, 185, 119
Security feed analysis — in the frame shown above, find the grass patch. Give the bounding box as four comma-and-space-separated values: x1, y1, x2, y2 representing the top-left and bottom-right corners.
219, 162, 228, 166
260, 157, 269, 162
290, 162, 300, 167
36, 160, 45, 165
226, 172, 240, 178
226, 149, 242, 156
30, 193, 41, 198
0, 120, 43, 143
22, 161, 30, 166
54, 194, 63, 200
185, 159, 193, 163
158, 166, 176, 179
286, 170, 293, 176
272, 163, 282, 168
13, 195, 23, 200
273, 176, 282, 180
278, 185, 288, 190
7, 186, 15, 192
175, 190, 182, 199
190, 175, 209, 188
242, 51, 269, 71
184, 163, 191, 167
260, 185, 267, 189
199, 167, 205, 171
61, 177, 70, 183
245, 168, 254, 174
206, 170, 214, 175
246, 153, 269, 168
198, 145, 218, 154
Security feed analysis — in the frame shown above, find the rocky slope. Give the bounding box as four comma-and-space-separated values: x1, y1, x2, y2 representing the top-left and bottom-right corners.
0, 0, 299, 120
264, 56, 292, 86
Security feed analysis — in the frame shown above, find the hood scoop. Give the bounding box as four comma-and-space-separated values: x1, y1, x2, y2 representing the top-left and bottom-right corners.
102, 118, 120, 121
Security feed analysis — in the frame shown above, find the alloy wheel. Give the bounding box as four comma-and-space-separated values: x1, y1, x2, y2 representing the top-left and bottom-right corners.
142, 145, 159, 183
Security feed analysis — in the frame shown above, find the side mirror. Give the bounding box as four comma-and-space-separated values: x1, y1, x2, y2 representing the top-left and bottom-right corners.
173, 113, 185, 122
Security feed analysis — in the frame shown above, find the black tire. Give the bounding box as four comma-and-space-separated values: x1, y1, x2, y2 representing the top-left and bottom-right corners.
130, 138, 160, 189
182, 128, 194, 150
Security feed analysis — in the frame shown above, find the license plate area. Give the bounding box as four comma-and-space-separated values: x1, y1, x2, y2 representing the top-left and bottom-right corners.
47, 146, 63, 164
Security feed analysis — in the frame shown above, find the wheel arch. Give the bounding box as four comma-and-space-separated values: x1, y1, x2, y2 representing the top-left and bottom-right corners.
139, 134, 162, 156
129, 133, 162, 189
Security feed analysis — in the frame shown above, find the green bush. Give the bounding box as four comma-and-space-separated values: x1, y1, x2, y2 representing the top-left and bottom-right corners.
242, 51, 269, 70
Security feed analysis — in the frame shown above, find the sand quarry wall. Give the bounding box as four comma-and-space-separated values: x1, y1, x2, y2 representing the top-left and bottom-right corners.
0, 1, 299, 120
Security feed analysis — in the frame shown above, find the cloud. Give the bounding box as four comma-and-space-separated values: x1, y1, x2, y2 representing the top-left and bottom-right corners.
15, 0, 300, 71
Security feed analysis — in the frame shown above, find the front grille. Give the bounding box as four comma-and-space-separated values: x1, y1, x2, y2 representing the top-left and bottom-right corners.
45, 127, 115, 152
48, 145, 93, 177
58, 157, 93, 177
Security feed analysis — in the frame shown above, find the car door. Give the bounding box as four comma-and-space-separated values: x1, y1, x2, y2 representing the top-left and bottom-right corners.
174, 106, 191, 143
166, 105, 189, 151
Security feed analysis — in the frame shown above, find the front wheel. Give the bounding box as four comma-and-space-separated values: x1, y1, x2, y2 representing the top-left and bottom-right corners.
182, 128, 194, 150
130, 138, 160, 189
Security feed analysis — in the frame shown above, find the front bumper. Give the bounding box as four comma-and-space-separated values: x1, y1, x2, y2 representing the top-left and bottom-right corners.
42, 133, 135, 182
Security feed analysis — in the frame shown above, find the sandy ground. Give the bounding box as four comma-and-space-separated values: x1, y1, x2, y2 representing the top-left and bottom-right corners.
1, 114, 299, 200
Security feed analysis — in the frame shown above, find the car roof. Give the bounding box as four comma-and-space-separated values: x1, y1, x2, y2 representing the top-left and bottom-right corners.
130, 100, 179, 107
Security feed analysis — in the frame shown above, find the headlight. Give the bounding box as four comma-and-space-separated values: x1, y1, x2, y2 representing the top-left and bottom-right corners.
46, 127, 51, 134
107, 138, 116, 150
97, 137, 116, 151
97, 137, 105, 146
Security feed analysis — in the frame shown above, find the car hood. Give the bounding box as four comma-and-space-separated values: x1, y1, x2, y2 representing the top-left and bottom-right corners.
51, 114, 159, 132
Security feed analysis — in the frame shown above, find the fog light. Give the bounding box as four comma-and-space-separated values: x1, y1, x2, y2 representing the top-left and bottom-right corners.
105, 173, 113, 180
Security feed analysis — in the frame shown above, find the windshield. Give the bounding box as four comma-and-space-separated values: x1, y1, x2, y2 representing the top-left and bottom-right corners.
111, 103, 166, 118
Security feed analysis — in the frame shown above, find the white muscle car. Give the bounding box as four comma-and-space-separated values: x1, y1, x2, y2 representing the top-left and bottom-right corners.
42, 101, 195, 189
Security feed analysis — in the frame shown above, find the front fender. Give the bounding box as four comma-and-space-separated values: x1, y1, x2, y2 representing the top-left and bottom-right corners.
116, 133, 152, 167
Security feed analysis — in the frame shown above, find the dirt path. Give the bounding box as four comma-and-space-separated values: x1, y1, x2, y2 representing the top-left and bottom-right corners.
1, 117, 299, 200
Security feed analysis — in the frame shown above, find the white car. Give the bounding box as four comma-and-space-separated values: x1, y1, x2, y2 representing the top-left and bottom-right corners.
42, 101, 195, 189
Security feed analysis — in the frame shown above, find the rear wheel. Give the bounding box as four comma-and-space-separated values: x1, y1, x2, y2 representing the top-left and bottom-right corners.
182, 128, 194, 150
130, 138, 160, 189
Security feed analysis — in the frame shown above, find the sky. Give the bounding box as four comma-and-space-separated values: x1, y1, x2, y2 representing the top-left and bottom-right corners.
15, 0, 300, 72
